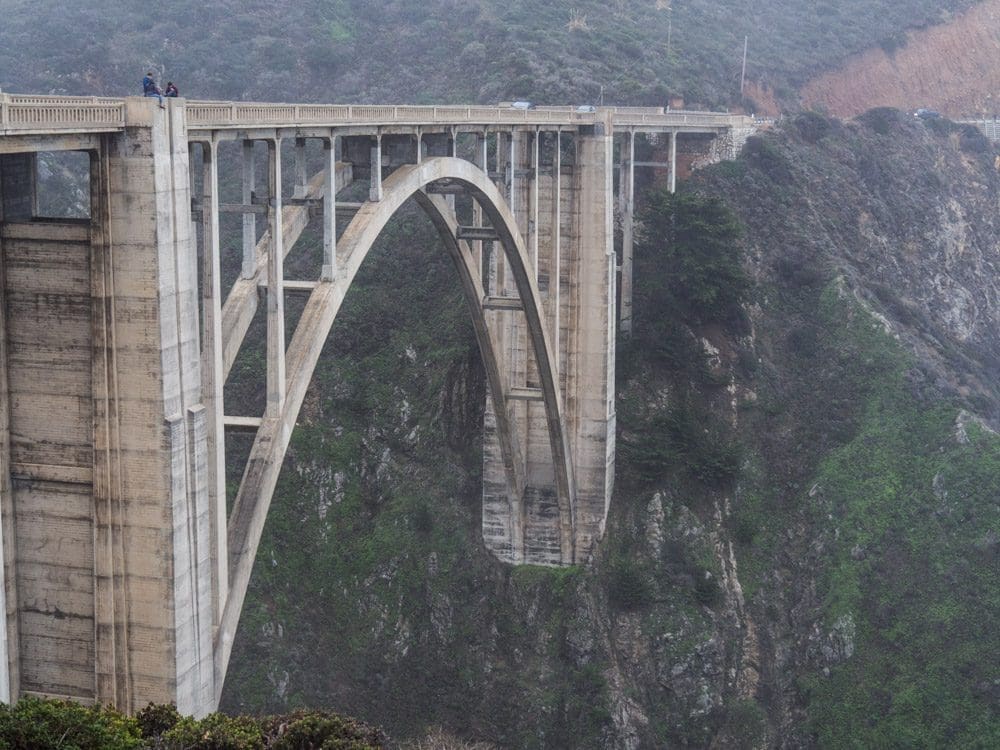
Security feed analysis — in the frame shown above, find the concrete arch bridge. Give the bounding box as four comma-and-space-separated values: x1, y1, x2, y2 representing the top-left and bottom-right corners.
0, 95, 752, 713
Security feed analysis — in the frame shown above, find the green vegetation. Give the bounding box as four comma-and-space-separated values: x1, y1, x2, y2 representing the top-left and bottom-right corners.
0, 697, 141, 750
0, 698, 384, 750
5, 2, 1000, 744
697, 112, 1000, 746
0, 0, 980, 108
636, 189, 747, 326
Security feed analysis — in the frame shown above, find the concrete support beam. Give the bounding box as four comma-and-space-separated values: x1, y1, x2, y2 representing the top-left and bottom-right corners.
223, 416, 263, 431
473, 131, 488, 281
509, 386, 544, 402
482, 295, 523, 311
198, 141, 228, 622
292, 137, 308, 199
322, 135, 337, 282
531, 129, 540, 278
619, 131, 635, 336
552, 130, 562, 375
265, 139, 285, 417
457, 226, 498, 241
0, 167, 16, 702
220, 162, 352, 382
241, 141, 256, 279
568, 122, 616, 559
369, 134, 383, 202
220, 203, 267, 215
670, 130, 677, 194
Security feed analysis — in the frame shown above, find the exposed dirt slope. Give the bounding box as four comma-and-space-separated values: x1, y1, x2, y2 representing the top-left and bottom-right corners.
801, 0, 1000, 117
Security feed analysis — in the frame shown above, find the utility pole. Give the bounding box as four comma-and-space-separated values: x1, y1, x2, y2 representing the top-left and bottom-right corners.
740, 35, 748, 95
667, 8, 673, 57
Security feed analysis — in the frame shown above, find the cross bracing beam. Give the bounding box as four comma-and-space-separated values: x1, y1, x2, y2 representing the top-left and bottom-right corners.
220, 163, 353, 380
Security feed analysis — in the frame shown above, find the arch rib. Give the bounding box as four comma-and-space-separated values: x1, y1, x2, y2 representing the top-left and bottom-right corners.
215, 157, 575, 699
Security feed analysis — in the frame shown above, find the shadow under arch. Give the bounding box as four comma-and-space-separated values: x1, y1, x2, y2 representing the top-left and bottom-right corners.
215, 157, 576, 699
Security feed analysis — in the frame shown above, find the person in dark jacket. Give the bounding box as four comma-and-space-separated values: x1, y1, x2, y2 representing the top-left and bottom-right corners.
142, 71, 164, 106
165, 81, 179, 98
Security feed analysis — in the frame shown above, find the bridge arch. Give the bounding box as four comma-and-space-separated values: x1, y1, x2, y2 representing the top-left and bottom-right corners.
215, 156, 575, 697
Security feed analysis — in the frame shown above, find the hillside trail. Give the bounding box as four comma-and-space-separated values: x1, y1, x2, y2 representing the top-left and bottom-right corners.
800, 0, 1000, 118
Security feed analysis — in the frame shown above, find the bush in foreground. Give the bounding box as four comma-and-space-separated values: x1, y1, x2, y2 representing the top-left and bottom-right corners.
0, 697, 386, 750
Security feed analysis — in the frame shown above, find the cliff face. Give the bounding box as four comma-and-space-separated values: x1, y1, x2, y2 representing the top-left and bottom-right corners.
221, 112, 1000, 748
699, 111, 1000, 746
801, 0, 1000, 117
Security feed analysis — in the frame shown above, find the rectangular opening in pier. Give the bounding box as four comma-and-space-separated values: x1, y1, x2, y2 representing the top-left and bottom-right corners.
0, 150, 91, 222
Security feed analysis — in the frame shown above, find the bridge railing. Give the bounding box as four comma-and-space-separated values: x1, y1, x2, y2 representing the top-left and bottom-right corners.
0, 94, 748, 136
612, 111, 751, 128
0, 93, 126, 134
184, 101, 605, 128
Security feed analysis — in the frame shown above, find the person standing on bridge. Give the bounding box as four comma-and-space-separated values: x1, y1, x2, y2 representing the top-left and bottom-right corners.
142, 71, 165, 107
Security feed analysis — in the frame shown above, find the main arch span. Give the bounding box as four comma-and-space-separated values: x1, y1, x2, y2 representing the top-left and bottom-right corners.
216, 157, 582, 697
0, 95, 752, 714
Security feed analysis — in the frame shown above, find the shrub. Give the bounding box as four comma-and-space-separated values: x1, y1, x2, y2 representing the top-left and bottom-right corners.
159, 713, 264, 750
635, 189, 747, 328
692, 569, 721, 605
607, 557, 653, 611
622, 396, 742, 486
136, 702, 181, 738
793, 111, 833, 144
264, 709, 386, 749
0, 696, 142, 750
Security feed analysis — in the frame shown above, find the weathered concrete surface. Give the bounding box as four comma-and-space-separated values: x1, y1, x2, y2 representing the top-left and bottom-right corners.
482, 123, 616, 565
0, 98, 213, 714
0, 96, 746, 714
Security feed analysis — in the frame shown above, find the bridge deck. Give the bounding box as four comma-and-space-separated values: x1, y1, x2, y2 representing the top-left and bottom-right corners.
0, 94, 750, 138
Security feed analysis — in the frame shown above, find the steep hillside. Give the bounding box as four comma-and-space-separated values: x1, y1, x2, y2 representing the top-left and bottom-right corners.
802, 0, 1000, 117
220, 113, 1000, 748
0, 0, 980, 108
3, 4, 999, 748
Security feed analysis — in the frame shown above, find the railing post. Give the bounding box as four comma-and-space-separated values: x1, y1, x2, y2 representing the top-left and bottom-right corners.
0, 93, 8, 131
